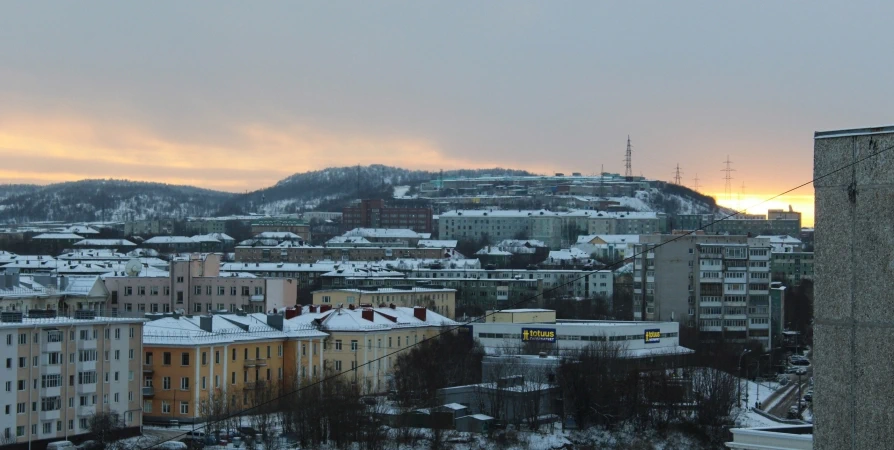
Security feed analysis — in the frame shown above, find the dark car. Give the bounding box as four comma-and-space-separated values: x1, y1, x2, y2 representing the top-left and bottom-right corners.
236, 427, 257, 437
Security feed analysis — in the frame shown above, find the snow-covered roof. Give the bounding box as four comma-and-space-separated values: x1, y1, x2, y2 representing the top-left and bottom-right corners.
475, 247, 513, 256
756, 235, 802, 244
60, 226, 100, 235
32, 233, 84, 240
196, 233, 234, 242
316, 287, 455, 295
576, 234, 640, 245
144, 236, 197, 244
321, 265, 407, 278
221, 262, 337, 273
98, 265, 170, 278
417, 240, 458, 248
74, 239, 136, 247
61, 276, 105, 296
439, 209, 658, 219
0, 315, 144, 330
143, 314, 326, 346
547, 248, 591, 261
496, 239, 547, 248
289, 305, 456, 332
326, 236, 372, 245
0, 259, 59, 270
254, 232, 303, 240
0, 275, 61, 299
344, 228, 427, 239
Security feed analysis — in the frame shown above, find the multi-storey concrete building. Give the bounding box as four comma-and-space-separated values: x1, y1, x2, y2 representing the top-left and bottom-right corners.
234, 244, 446, 263
632, 234, 775, 347
141, 312, 327, 425
342, 199, 433, 234
404, 267, 613, 302
102, 254, 297, 316
770, 251, 814, 286
250, 219, 311, 241
812, 125, 894, 448
0, 312, 145, 444
438, 209, 662, 249
675, 212, 801, 238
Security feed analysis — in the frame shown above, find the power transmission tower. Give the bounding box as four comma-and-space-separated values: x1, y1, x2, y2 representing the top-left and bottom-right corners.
693, 174, 701, 192
624, 136, 633, 181
722, 156, 735, 201
673, 164, 683, 185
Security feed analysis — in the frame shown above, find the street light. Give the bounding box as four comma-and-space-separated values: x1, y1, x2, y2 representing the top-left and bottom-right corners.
737, 349, 752, 408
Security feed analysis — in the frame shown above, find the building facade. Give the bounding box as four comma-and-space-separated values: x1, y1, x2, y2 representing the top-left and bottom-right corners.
312, 287, 456, 319
812, 125, 894, 448
0, 313, 144, 445
250, 219, 311, 241
141, 313, 327, 425
342, 199, 433, 234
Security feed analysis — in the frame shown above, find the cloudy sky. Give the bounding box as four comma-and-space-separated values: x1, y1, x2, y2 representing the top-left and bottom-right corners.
3, 1, 894, 225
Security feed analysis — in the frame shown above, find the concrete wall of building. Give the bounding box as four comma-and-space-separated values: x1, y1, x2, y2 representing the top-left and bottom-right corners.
312, 289, 456, 319
813, 128, 894, 448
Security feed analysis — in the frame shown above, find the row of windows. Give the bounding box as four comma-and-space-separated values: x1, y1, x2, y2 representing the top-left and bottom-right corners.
4, 328, 134, 346
477, 332, 678, 341
3, 370, 133, 391
146, 368, 285, 392
5, 411, 132, 438
146, 345, 284, 366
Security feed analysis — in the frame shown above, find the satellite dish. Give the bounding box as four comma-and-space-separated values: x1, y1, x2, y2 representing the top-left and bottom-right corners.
124, 259, 142, 277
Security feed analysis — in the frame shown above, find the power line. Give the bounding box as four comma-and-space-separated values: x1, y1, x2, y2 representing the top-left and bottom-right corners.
624, 136, 633, 181
693, 174, 701, 193
673, 164, 683, 185
722, 156, 735, 202
136, 140, 894, 449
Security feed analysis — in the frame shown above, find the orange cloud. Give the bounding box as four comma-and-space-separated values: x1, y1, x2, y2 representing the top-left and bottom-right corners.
0, 115, 537, 192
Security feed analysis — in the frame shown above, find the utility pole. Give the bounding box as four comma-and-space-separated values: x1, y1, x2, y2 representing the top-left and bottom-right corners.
722, 156, 735, 202
624, 136, 633, 181
673, 164, 683, 185
693, 174, 701, 193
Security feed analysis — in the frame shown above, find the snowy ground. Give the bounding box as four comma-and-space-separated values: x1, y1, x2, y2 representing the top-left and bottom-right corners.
734, 378, 788, 428
393, 185, 412, 198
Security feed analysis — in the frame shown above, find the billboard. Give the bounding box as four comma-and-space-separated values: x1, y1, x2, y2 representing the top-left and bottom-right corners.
522, 328, 556, 343
644, 329, 661, 344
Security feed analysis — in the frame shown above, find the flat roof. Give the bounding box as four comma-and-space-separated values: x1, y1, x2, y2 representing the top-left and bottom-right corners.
815, 125, 894, 139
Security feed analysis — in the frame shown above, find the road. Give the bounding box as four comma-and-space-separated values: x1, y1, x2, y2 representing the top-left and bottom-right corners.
765, 368, 812, 419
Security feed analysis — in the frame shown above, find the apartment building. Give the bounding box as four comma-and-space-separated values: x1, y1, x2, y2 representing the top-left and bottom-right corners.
102, 254, 298, 316
342, 199, 433, 234
141, 312, 327, 424
318, 276, 542, 317
632, 234, 776, 347
404, 268, 613, 301
675, 212, 801, 238
289, 305, 455, 394
770, 251, 814, 286
438, 209, 662, 249
0, 312, 145, 445
250, 219, 311, 241
312, 287, 456, 319
234, 244, 445, 263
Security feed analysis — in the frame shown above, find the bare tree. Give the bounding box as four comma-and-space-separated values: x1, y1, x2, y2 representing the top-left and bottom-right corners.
250, 381, 283, 450
198, 387, 229, 439
88, 411, 124, 450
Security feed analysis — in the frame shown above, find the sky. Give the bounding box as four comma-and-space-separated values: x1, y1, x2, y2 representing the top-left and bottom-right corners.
3, 2, 894, 226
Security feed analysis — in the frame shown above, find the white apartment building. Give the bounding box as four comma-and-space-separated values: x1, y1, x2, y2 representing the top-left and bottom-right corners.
0, 312, 145, 444
438, 210, 662, 249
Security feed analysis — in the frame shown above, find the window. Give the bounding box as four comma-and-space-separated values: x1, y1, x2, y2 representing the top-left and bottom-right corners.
114, 393, 119, 402
163, 352, 171, 365
180, 377, 189, 390
205, 286, 211, 295
181, 353, 190, 366
162, 377, 171, 390
350, 340, 358, 351
218, 286, 225, 295
201, 377, 206, 390
214, 375, 219, 388
176, 291, 184, 304
180, 402, 189, 415
143, 400, 152, 413
114, 350, 120, 360
194, 286, 202, 295
16, 403, 24, 414
266, 346, 270, 358
77, 371, 96, 384
201, 352, 207, 365
130, 327, 135, 338
215, 351, 220, 364
129, 349, 134, 360
151, 286, 159, 296
335, 361, 342, 371
242, 286, 250, 296
124, 286, 132, 296
17, 333, 25, 345
231, 287, 237, 296
193, 304, 202, 312
277, 345, 282, 357
254, 286, 263, 296
232, 349, 236, 361
176, 276, 184, 283
231, 372, 236, 385
162, 401, 171, 414
138, 286, 146, 296
16, 380, 24, 391
164, 286, 170, 296
334, 340, 342, 351
17, 357, 24, 368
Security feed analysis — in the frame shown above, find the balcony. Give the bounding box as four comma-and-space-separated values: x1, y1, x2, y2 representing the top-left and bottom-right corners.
76, 383, 96, 394
40, 409, 61, 421
77, 339, 97, 350
43, 364, 62, 376
142, 386, 155, 397
244, 380, 267, 390
250, 295, 265, 302
244, 359, 267, 368
41, 386, 61, 398
143, 364, 154, 374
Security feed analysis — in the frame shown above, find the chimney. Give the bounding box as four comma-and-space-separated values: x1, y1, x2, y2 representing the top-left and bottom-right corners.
378, 304, 386, 308
413, 306, 426, 321
319, 305, 332, 313
390, 303, 396, 309
348, 304, 355, 310
309, 305, 317, 313
266, 314, 284, 331
361, 308, 374, 322
285, 308, 299, 319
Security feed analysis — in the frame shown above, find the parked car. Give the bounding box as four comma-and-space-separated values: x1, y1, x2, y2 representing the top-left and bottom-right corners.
236, 427, 257, 437
76, 441, 99, 450
785, 366, 799, 374
795, 367, 808, 375
179, 437, 205, 450
803, 393, 813, 402
47, 441, 77, 450
153, 442, 188, 450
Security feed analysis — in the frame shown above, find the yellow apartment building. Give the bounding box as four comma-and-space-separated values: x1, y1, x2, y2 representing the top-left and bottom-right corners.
289, 305, 455, 394
142, 312, 326, 424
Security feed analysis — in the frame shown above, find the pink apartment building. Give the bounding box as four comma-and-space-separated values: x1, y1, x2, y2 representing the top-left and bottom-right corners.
102, 254, 297, 316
